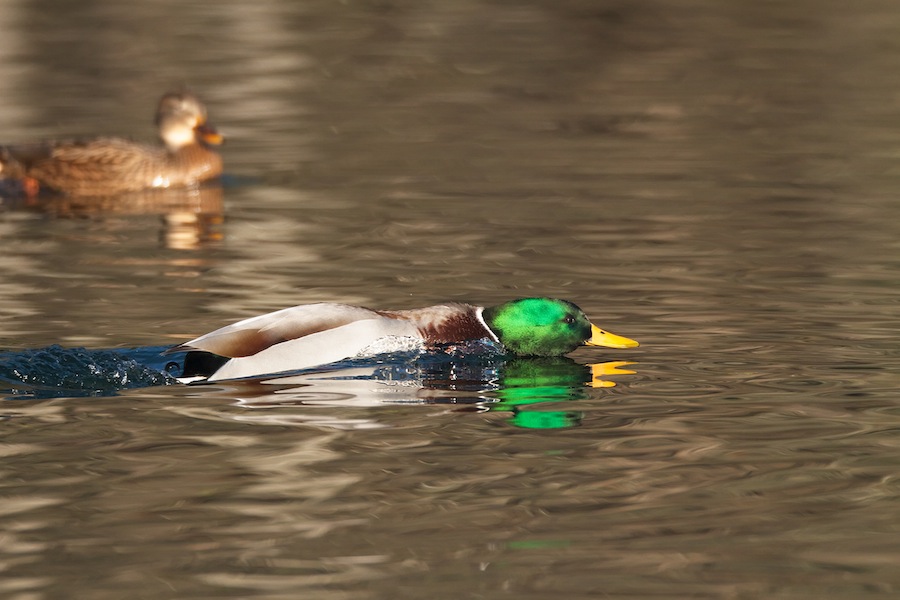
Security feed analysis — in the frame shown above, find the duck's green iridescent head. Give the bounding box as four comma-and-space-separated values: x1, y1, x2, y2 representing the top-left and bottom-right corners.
482, 298, 638, 357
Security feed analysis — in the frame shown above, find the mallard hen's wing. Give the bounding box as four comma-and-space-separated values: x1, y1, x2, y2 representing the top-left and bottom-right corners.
7, 138, 165, 194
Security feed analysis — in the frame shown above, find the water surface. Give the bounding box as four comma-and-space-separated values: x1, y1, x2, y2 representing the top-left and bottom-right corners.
2, 1, 900, 598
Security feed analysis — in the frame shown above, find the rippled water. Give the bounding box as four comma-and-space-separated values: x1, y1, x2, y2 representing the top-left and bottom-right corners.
2, 1, 900, 598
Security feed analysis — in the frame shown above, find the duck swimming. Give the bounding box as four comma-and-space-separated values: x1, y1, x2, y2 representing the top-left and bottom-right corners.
0, 91, 223, 196
171, 297, 639, 382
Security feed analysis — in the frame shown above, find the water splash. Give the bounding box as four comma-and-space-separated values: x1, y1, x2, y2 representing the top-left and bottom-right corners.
0, 341, 631, 431
0, 345, 177, 399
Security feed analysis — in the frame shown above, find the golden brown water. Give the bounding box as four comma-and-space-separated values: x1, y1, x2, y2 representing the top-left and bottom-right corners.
2, 1, 900, 598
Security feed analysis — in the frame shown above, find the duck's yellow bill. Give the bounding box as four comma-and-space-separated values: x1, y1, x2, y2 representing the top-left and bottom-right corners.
585, 324, 639, 349
197, 123, 225, 146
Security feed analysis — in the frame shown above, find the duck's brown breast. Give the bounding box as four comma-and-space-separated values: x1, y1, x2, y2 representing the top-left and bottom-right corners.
379, 303, 493, 345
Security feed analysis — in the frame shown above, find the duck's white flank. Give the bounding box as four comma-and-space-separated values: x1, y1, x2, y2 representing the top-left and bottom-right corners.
205, 316, 419, 381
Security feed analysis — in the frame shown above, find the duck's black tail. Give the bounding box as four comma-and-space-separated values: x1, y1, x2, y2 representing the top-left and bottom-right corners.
180, 351, 229, 379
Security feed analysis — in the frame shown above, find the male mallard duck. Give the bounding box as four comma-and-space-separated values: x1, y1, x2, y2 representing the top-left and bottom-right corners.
171, 297, 639, 382
0, 91, 223, 196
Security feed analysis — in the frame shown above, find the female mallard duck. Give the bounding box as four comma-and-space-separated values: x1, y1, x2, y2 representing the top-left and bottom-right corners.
172, 297, 639, 382
0, 91, 223, 196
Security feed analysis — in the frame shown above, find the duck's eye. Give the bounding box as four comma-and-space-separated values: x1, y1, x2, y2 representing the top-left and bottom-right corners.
563, 315, 576, 325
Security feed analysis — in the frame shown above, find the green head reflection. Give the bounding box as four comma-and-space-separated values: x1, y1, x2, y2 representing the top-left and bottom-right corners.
490, 358, 637, 429
507, 410, 582, 429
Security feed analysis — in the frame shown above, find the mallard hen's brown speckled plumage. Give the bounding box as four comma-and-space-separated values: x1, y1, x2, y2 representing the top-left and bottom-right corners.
0, 91, 223, 196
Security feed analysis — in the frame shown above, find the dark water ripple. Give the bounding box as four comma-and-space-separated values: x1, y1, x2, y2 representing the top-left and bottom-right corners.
0, 345, 177, 398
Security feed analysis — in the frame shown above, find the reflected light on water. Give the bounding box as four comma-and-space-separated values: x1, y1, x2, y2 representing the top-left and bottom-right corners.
164, 356, 632, 431
2, 0, 900, 598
